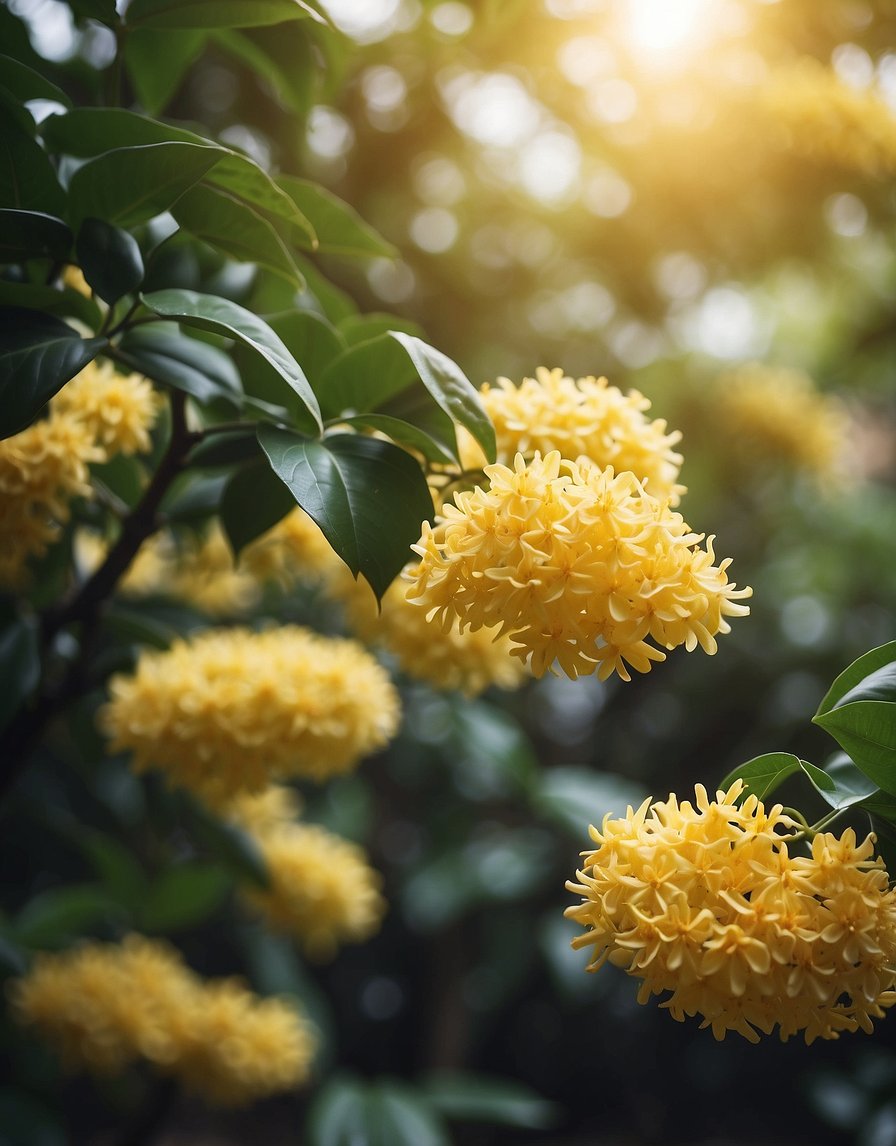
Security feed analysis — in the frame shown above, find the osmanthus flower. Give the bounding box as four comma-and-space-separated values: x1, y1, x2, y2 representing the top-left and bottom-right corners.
565, 782, 896, 1044
459, 367, 685, 505
100, 625, 401, 803
229, 786, 386, 959
0, 360, 160, 589
763, 61, 896, 179
717, 363, 850, 487
405, 451, 751, 681
10, 934, 315, 1107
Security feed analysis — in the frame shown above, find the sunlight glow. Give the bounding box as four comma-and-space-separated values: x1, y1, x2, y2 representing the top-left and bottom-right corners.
618, 0, 718, 65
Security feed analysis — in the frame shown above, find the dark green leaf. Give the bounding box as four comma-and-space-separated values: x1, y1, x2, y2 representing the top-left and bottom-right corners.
12, 885, 118, 948
0, 55, 72, 109
798, 756, 879, 811
124, 28, 206, 114
0, 209, 72, 263
857, 788, 896, 825
161, 472, 230, 520
258, 426, 433, 600
103, 601, 180, 647
76, 217, 144, 305
75, 830, 148, 904
339, 312, 426, 346
294, 255, 358, 324
235, 311, 343, 419
815, 641, 896, 716
450, 700, 539, 798
0, 614, 39, 733
278, 174, 397, 258
0, 122, 65, 215
171, 182, 303, 286
307, 1077, 370, 1146
187, 429, 260, 468
718, 752, 802, 801
141, 288, 321, 429
0, 279, 101, 329
534, 767, 648, 836
0, 308, 106, 439
116, 323, 242, 406
370, 1083, 449, 1146
139, 862, 231, 932
0, 1091, 66, 1146
67, 142, 224, 228
214, 24, 317, 116
190, 803, 270, 888
814, 702, 896, 796
220, 459, 297, 555
423, 1073, 557, 1130
127, 0, 326, 28
68, 0, 119, 24
336, 414, 457, 465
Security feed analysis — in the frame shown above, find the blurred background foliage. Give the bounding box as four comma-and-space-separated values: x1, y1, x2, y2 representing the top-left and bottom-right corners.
2, 0, 896, 1143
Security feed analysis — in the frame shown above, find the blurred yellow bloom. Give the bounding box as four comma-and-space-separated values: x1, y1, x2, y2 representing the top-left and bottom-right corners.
717, 363, 850, 487
241, 507, 344, 590
764, 61, 896, 178
406, 451, 750, 680
566, 782, 896, 1043
100, 625, 401, 803
460, 368, 685, 505
53, 359, 161, 458
11, 934, 314, 1106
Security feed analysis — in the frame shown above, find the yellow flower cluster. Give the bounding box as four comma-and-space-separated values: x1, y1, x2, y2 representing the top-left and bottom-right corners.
241, 507, 344, 590
229, 787, 386, 959
100, 625, 402, 803
342, 576, 529, 697
717, 363, 849, 487
763, 62, 896, 178
566, 782, 896, 1043
10, 934, 315, 1106
406, 451, 751, 680
460, 368, 685, 505
0, 361, 159, 588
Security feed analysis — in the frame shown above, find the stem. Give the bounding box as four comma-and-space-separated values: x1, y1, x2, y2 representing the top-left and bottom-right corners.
0, 392, 198, 801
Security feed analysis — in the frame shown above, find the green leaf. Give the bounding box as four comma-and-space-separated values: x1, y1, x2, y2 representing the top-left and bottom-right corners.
307, 1077, 370, 1146
336, 414, 457, 466
370, 1083, 449, 1146
534, 767, 649, 836
74, 829, 148, 904
187, 429, 260, 468
75, 217, 144, 305
0, 55, 72, 109
124, 28, 206, 114
0, 121, 65, 215
161, 472, 230, 521
220, 459, 297, 555
190, 803, 270, 888
815, 641, 896, 716
813, 701, 896, 796
116, 323, 242, 406
141, 288, 321, 429
339, 312, 426, 347
0, 209, 72, 263
258, 426, 433, 600
214, 24, 318, 116
449, 700, 539, 797
68, 0, 119, 24
0, 308, 106, 439
67, 142, 224, 228
12, 885, 118, 948
171, 182, 303, 286
798, 756, 880, 811
139, 862, 231, 933
320, 332, 495, 463
278, 174, 397, 258
0, 614, 39, 734
422, 1073, 557, 1130
235, 311, 344, 420
127, 0, 326, 28
0, 280, 101, 329
718, 752, 802, 801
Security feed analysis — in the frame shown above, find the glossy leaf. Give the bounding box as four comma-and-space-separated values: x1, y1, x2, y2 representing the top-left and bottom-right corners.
0, 308, 106, 439
139, 863, 231, 932
339, 311, 426, 347
141, 289, 321, 428
0, 121, 65, 215
718, 752, 802, 801
0, 281, 99, 330
0, 209, 72, 262
258, 426, 433, 600
815, 641, 896, 716
214, 24, 317, 116
278, 174, 396, 258
0, 614, 39, 733
12, 885, 118, 948
123, 28, 205, 114
75, 217, 144, 305
0, 54, 72, 108
814, 701, 896, 796
370, 1084, 449, 1146
798, 756, 879, 811
171, 182, 303, 286
336, 414, 457, 465
116, 323, 242, 406
534, 767, 649, 836
126, 0, 326, 28
423, 1073, 557, 1130
186, 429, 260, 468
67, 142, 224, 228
220, 459, 297, 555
307, 1077, 369, 1146
235, 311, 343, 422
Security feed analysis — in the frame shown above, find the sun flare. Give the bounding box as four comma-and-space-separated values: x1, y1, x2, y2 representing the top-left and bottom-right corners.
618, 0, 721, 64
